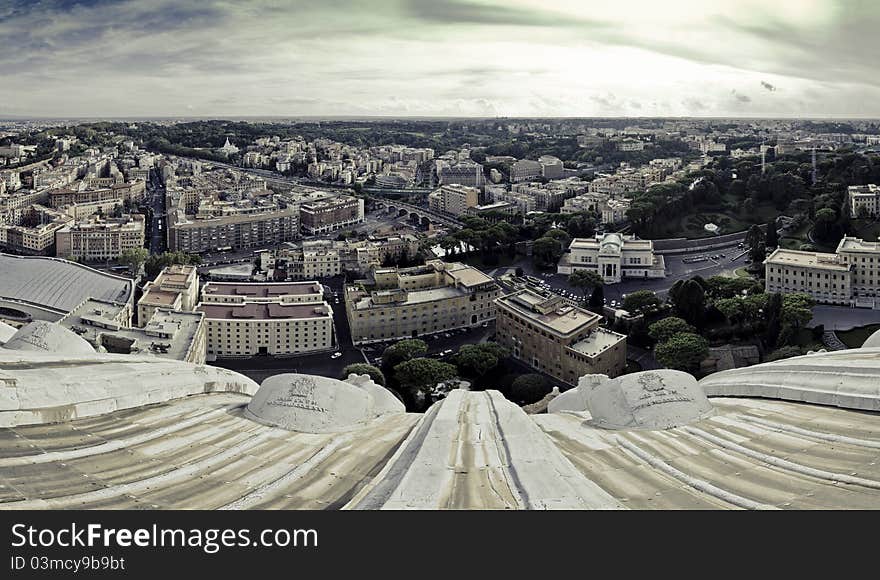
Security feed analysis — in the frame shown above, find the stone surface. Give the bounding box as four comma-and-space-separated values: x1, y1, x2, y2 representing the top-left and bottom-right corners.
3, 321, 95, 354
245, 373, 402, 433
863, 328, 880, 348
0, 321, 15, 345
345, 374, 405, 416
700, 347, 880, 411
0, 349, 258, 427
584, 370, 713, 430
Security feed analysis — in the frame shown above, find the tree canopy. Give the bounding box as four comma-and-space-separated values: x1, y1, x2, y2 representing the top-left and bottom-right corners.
340, 364, 385, 386
654, 332, 710, 374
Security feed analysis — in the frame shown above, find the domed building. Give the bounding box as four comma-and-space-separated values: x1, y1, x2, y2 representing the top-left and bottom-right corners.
2, 320, 880, 510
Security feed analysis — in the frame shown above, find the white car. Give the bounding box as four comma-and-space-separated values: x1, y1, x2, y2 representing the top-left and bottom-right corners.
330, 352, 342, 359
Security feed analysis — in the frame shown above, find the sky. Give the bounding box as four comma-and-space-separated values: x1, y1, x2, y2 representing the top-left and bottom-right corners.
1, 0, 879, 118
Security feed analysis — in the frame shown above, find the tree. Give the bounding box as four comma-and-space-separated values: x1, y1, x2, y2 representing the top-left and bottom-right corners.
394, 358, 458, 409
118, 247, 148, 275
765, 218, 779, 248
569, 269, 603, 298
623, 290, 660, 313
341, 364, 385, 386
381, 339, 428, 375
532, 236, 564, 268
668, 279, 706, 327
781, 292, 815, 330
648, 317, 694, 343
654, 332, 710, 374
765, 346, 803, 362
509, 374, 551, 405
453, 343, 509, 383
745, 224, 764, 255
588, 284, 604, 311
763, 292, 783, 348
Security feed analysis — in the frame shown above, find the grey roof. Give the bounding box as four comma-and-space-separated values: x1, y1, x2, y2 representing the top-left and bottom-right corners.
0, 254, 133, 313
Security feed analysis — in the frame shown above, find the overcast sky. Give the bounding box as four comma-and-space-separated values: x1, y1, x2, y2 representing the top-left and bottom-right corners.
2, 0, 879, 118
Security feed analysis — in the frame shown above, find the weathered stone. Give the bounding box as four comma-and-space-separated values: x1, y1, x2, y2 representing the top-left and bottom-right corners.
585, 370, 713, 430
345, 374, 405, 416
246, 374, 377, 433
4, 321, 94, 354
0, 321, 16, 345
863, 328, 880, 348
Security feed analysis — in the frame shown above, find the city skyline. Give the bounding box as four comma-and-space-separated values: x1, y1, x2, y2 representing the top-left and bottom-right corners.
3, 0, 880, 119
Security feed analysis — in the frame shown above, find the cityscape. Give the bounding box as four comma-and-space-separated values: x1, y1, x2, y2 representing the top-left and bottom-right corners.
2, 1, 880, 517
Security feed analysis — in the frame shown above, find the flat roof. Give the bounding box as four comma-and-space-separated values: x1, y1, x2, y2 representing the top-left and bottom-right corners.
569, 328, 626, 357
140, 289, 179, 306
446, 264, 495, 288
202, 281, 322, 297
837, 237, 880, 253
197, 302, 330, 320
764, 248, 850, 271
0, 253, 133, 313
497, 290, 599, 336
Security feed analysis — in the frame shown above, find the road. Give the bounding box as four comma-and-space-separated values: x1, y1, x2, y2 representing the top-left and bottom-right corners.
145, 168, 167, 254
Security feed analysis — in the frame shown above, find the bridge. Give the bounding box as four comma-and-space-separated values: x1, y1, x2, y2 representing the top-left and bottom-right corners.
375, 200, 463, 229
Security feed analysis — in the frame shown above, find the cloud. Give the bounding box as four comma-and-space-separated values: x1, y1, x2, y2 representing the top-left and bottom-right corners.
1, 0, 879, 117
731, 90, 752, 104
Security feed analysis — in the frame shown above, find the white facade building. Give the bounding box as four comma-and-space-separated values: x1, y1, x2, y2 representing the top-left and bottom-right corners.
560, 233, 665, 284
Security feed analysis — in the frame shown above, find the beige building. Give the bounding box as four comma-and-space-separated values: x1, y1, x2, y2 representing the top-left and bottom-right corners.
848, 184, 880, 218
510, 159, 543, 183
495, 288, 626, 385
0, 205, 72, 256
55, 215, 145, 262
765, 236, 880, 307
168, 206, 299, 253
560, 233, 665, 284
428, 185, 479, 216
345, 260, 500, 345
137, 264, 200, 326
60, 299, 206, 364
299, 195, 364, 235
197, 281, 333, 358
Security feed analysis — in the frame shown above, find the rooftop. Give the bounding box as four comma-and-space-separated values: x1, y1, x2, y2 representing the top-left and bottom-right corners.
837, 236, 880, 253
497, 289, 600, 336
569, 327, 626, 358
764, 248, 850, 271
197, 302, 331, 320
0, 253, 133, 314
202, 281, 322, 298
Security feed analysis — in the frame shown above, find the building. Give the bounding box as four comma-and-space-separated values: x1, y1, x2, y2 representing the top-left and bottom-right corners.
0, 253, 134, 322
510, 159, 543, 183
299, 195, 364, 235
560, 233, 666, 284
137, 264, 200, 326
345, 260, 500, 345
428, 184, 479, 216
848, 184, 880, 217
167, 206, 299, 253
197, 281, 334, 358
60, 299, 206, 364
439, 161, 484, 189
494, 288, 626, 384
539, 155, 564, 179
764, 236, 880, 307
0, 205, 72, 256
55, 215, 145, 262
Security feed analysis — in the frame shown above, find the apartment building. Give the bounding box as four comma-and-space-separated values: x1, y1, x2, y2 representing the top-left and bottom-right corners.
560, 233, 665, 284
848, 184, 880, 218
428, 184, 479, 216
299, 195, 364, 235
167, 206, 299, 253
765, 236, 880, 307
0, 205, 72, 255
495, 288, 627, 385
510, 159, 543, 183
137, 264, 200, 326
55, 215, 145, 262
439, 161, 484, 189
197, 281, 334, 358
345, 260, 500, 345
